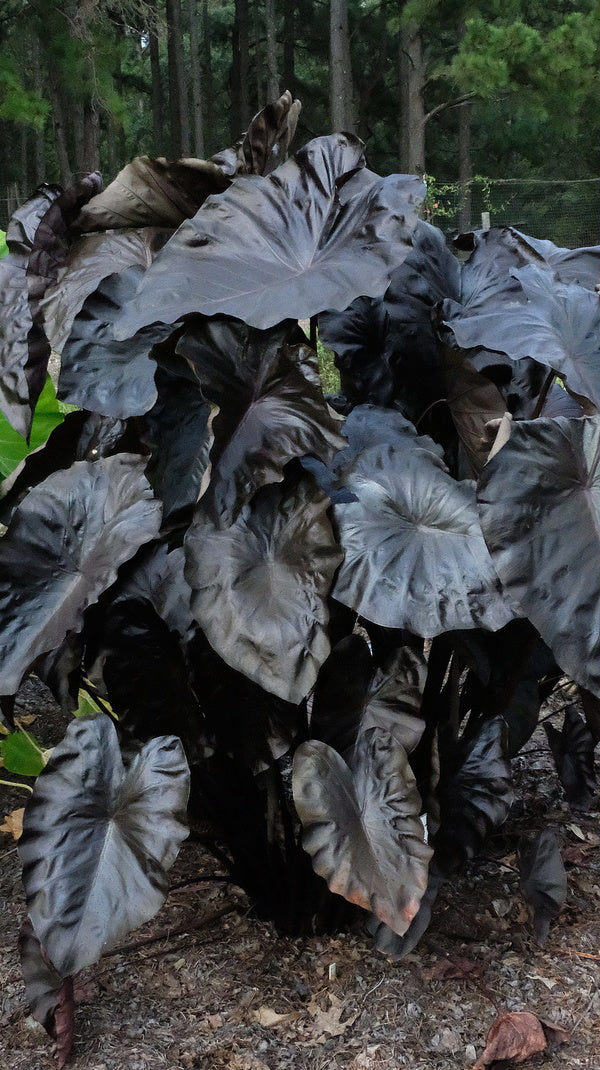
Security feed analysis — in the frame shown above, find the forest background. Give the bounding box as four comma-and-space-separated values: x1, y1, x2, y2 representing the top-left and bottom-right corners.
1, 0, 600, 248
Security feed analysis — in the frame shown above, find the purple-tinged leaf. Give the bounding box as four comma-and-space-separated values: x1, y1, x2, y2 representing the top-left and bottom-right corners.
0, 454, 162, 694
293, 729, 432, 936
449, 264, 600, 410
436, 716, 514, 873
18, 920, 75, 1067
478, 415, 600, 698
332, 438, 517, 636
19, 715, 190, 976
544, 706, 596, 810
73, 155, 230, 232
59, 266, 176, 418
43, 226, 173, 354
176, 318, 345, 523
115, 136, 425, 335
518, 829, 567, 946
184, 476, 342, 704
366, 864, 443, 958
311, 637, 425, 759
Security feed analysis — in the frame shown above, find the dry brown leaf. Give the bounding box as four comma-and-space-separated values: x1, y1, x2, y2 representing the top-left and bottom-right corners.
14, 714, 38, 727
538, 1017, 570, 1048
421, 955, 481, 982
473, 1011, 546, 1068
253, 1005, 298, 1028
308, 992, 359, 1039
0, 807, 24, 840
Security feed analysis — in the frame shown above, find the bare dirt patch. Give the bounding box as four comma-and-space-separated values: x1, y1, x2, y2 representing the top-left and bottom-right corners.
1, 679, 599, 1070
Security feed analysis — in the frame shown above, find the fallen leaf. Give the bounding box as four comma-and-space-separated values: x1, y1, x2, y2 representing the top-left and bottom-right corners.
0, 808, 24, 840
421, 956, 481, 982
527, 973, 559, 991
566, 823, 586, 841
308, 992, 359, 1039
538, 1017, 570, 1048
473, 1011, 546, 1067
253, 1005, 298, 1028
14, 714, 38, 727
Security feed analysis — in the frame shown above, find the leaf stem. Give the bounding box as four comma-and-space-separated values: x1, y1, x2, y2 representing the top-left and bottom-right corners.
0, 778, 33, 794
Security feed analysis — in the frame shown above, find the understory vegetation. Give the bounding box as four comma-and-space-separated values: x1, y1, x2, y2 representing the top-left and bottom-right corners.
0, 93, 599, 1066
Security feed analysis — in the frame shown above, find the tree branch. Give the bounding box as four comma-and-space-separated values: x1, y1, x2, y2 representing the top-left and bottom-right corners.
425, 92, 475, 124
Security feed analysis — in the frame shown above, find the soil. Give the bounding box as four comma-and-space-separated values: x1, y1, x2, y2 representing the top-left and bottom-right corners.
1, 678, 599, 1070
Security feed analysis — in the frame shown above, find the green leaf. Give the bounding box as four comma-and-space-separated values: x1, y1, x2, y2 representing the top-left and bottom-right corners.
0, 230, 7, 259
0, 376, 66, 480
0, 730, 46, 776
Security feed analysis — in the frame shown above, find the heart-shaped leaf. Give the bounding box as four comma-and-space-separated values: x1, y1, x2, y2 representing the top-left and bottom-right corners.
43, 226, 173, 354
176, 318, 344, 523
477, 415, 600, 698
436, 716, 514, 873
518, 829, 567, 946
115, 136, 425, 335
0, 454, 162, 694
18, 920, 75, 1067
19, 715, 190, 976
333, 439, 516, 635
184, 476, 342, 704
293, 729, 432, 936
59, 266, 177, 418
449, 264, 600, 409
544, 706, 596, 810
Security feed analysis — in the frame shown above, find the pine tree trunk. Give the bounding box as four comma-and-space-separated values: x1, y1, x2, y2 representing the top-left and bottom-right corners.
189, 0, 205, 156
47, 80, 73, 186
399, 24, 425, 174
265, 0, 279, 101
201, 0, 214, 151
149, 0, 165, 154
457, 100, 472, 232
330, 0, 354, 132
31, 36, 45, 185
166, 0, 190, 157
83, 98, 100, 173
231, 0, 251, 139
282, 1, 295, 96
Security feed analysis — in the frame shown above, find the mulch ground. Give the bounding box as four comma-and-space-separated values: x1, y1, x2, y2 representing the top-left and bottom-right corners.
1, 677, 599, 1070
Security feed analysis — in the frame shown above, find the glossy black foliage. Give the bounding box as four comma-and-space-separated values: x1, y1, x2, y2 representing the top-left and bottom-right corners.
544, 707, 597, 810
518, 829, 567, 946
19, 715, 190, 976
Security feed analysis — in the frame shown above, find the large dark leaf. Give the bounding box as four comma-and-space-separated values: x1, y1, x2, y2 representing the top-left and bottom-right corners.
335, 402, 445, 466
293, 729, 432, 935
115, 136, 425, 335
544, 706, 596, 810
443, 348, 508, 475
332, 438, 516, 635
518, 829, 567, 946
19, 714, 189, 976
43, 226, 172, 354
366, 864, 443, 958
58, 266, 177, 418
449, 264, 600, 410
435, 716, 514, 873
0, 410, 133, 524
0, 454, 162, 694
494, 227, 600, 292
240, 89, 301, 175
311, 637, 425, 758
184, 476, 342, 704
478, 415, 600, 697
0, 185, 61, 436
140, 365, 215, 523
176, 318, 345, 523
18, 920, 75, 1068
318, 296, 393, 408
73, 155, 230, 231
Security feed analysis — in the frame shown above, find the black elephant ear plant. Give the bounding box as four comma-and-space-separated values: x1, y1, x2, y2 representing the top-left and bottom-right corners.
0, 92, 597, 1065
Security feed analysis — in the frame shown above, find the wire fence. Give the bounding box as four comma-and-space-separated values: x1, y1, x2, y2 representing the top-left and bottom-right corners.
426, 177, 600, 249
1, 177, 600, 249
